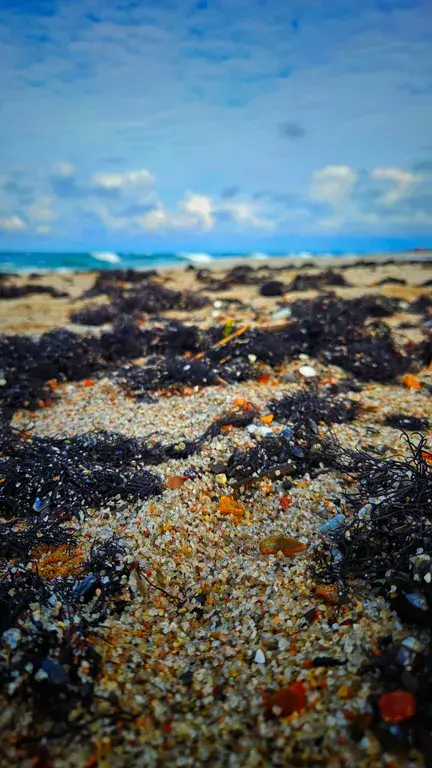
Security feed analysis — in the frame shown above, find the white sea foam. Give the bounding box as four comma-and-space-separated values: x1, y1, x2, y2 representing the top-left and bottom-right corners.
250, 252, 269, 260
90, 251, 121, 264
178, 252, 213, 263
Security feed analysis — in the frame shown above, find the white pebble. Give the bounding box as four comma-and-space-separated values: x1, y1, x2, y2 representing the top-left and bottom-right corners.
299, 365, 316, 378
254, 649, 265, 664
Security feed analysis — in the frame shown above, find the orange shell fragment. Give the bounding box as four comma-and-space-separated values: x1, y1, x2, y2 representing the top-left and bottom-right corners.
218, 495, 244, 517
166, 475, 187, 490
315, 584, 339, 604
259, 535, 307, 557
261, 413, 274, 424
378, 690, 416, 723
263, 681, 306, 718
402, 374, 421, 390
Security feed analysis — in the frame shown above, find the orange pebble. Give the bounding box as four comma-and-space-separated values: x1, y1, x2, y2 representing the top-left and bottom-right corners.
315, 584, 339, 604
280, 495, 292, 511
402, 374, 421, 390
166, 475, 187, 490
233, 397, 255, 411
278, 535, 307, 556
378, 691, 416, 723
218, 495, 244, 517
258, 373, 270, 385
259, 535, 307, 557
261, 413, 274, 424
263, 681, 306, 718
83, 378, 95, 388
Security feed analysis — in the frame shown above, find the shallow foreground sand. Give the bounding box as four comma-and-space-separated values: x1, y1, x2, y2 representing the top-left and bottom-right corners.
1, 258, 432, 768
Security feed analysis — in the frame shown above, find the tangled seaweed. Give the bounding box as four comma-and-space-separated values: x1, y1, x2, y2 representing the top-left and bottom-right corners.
269, 387, 359, 427
0, 420, 163, 520
383, 413, 430, 432
225, 426, 321, 489
314, 433, 432, 618
0, 563, 126, 744
288, 270, 348, 292
69, 304, 117, 326
0, 284, 69, 300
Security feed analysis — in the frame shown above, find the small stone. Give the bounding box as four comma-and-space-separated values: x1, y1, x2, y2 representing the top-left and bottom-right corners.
254, 649, 265, 664
215, 473, 227, 486
299, 365, 317, 378
282, 372, 296, 383
378, 690, 416, 723
270, 308, 292, 320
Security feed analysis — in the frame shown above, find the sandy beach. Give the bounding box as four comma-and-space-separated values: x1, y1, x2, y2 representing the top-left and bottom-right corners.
1, 257, 432, 768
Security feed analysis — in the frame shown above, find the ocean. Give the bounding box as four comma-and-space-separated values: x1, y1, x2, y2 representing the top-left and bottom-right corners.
0, 250, 351, 273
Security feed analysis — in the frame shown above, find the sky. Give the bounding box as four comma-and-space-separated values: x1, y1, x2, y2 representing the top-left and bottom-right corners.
0, 0, 431, 253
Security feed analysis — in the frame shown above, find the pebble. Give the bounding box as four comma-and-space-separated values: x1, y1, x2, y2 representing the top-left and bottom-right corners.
254, 649, 266, 664
299, 365, 317, 378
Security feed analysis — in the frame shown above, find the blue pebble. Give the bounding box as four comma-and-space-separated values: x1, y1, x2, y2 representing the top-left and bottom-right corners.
319, 514, 346, 535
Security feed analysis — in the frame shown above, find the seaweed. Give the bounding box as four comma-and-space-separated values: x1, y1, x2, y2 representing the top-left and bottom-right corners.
69, 304, 117, 325
288, 270, 348, 292
314, 434, 432, 607
383, 414, 430, 432
0, 422, 163, 520
269, 387, 360, 426
225, 426, 320, 489
259, 280, 286, 296
0, 284, 69, 300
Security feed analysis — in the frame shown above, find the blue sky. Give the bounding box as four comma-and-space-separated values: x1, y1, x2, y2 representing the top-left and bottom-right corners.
0, 0, 431, 253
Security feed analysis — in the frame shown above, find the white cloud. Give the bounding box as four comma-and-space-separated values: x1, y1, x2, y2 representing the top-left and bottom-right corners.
137, 207, 169, 230
0, 214, 27, 231
36, 224, 51, 234
92, 169, 155, 190
55, 162, 76, 177
27, 197, 57, 222
370, 166, 421, 206
88, 202, 129, 229
179, 193, 215, 230
217, 199, 274, 229
309, 165, 357, 205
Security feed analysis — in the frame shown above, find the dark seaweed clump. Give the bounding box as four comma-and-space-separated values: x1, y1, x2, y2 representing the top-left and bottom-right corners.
269, 387, 360, 426
0, 284, 69, 299
0, 549, 134, 744
317, 433, 432, 763
288, 270, 348, 291
0, 419, 163, 521
225, 424, 321, 489
69, 304, 117, 326
314, 433, 432, 625
383, 413, 430, 432
259, 280, 286, 296
290, 295, 411, 382
83, 268, 159, 298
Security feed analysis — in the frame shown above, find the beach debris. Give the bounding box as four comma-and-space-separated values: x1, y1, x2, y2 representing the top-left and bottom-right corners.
218, 495, 244, 517
378, 691, 416, 723
263, 681, 306, 718
402, 374, 421, 390
269, 388, 359, 427
259, 535, 307, 557
166, 475, 187, 490
383, 414, 429, 432
319, 514, 347, 536
299, 365, 316, 378
259, 280, 286, 296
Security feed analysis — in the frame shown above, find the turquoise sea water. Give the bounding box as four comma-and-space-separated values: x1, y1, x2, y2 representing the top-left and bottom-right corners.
0, 250, 342, 273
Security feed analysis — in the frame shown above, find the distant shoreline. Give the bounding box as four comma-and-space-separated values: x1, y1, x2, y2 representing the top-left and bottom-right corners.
1, 249, 431, 276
